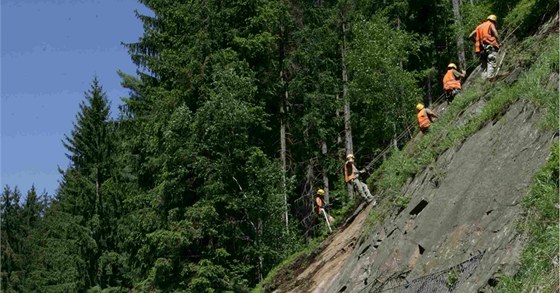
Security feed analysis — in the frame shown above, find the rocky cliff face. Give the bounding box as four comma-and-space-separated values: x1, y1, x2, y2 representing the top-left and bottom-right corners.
326, 100, 555, 293
269, 98, 556, 293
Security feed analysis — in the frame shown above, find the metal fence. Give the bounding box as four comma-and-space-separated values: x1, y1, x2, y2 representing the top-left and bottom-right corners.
372, 252, 485, 293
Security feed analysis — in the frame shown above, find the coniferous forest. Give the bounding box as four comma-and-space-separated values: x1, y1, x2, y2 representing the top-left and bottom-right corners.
1, 0, 557, 292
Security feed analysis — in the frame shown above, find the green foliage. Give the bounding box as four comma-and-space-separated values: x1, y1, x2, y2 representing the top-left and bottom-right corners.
503, 0, 558, 38
1, 186, 49, 292
20, 78, 124, 292
1, 186, 24, 292
497, 142, 559, 292
6, 1, 557, 292
517, 36, 559, 129
447, 267, 460, 289
461, 2, 494, 38
251, 235, 327, 293
25, 203, 95, 292
348, 15, 422, 152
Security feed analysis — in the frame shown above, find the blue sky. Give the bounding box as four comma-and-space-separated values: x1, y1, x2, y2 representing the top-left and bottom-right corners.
2, 0, 151, 196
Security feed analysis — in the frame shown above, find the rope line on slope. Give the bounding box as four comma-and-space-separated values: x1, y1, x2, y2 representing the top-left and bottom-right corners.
363, 27, 516, 173
363, 91, 448, 172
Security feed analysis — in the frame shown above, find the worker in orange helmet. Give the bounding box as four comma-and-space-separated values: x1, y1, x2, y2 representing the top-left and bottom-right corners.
416, 103, 438, 134
469, 15, 500, 79
315, 189, 334, 225
442, 63, 466, 103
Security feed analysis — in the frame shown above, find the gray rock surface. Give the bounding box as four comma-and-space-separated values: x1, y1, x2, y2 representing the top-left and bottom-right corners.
326, 100, 555, 293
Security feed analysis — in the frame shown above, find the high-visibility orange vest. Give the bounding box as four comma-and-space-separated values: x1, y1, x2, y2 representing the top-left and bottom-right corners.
417, 109, 431, 129
443, 69, 462, 91
475, 21, 499, 53
315, 196, 324, 214
344, 161, 356, 182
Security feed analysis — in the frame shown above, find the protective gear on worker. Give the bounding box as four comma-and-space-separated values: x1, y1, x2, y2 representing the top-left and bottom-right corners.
315, 189, 334, 226
416, 103, 438, 134
344, 155, 375, 203
443, 63, 466, 103
315, 190, 326, 213
469, 14, 500, 79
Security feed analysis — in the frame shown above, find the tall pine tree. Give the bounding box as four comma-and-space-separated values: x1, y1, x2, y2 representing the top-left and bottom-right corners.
57, 77, 116, 290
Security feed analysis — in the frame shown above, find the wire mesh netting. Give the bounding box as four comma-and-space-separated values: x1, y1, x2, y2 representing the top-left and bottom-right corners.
371, 252, 485, 293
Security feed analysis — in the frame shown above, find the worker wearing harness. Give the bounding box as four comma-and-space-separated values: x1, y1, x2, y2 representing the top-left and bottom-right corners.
443, 63, 466, 103
315, 189, 334, 227
416, 103, 438, 134
344, 154, 375, 203
469, 15, 500, 79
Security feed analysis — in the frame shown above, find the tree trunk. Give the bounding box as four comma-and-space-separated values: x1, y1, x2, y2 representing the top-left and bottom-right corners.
452, 0, 467, 70
95, 166, 100, 215
279, 25, 289, 233
321, 141, 330, 204
280, 91, 289, 232
396, 17, 405, 147
306, 159, 315, 229
427, 70, 433, 106
342, 14, 354, 200
257, 217, 263, 282
336, 94, 343, 145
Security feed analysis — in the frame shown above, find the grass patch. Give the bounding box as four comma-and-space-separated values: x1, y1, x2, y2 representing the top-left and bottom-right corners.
253, 193, 360, 292
516, 36, 559, 129
496, 142, 559, 292
502, 0, 558, 38
251, 236, 326, 293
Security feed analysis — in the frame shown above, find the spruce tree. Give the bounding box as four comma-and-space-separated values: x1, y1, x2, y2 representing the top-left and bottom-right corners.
57, 77, 116, 290
1, 186, 23, 292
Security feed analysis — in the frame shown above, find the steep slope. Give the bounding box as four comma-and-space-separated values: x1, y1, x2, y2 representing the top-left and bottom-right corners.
263, 15, 559, 293
327, 99, 555, 292
267, 203, 374, 293
267, 97, 556, 293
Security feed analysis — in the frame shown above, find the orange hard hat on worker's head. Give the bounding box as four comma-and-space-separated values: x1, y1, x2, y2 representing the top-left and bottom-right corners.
416, 103, 425, 112
447, 63, 457, 69
317, 189, 325, 196
487, 14, 497, 22
346, 154, 355, 160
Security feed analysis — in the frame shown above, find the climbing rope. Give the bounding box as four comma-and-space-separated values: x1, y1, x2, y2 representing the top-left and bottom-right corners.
363, 31, 514, 173
363, 91, 448, 172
